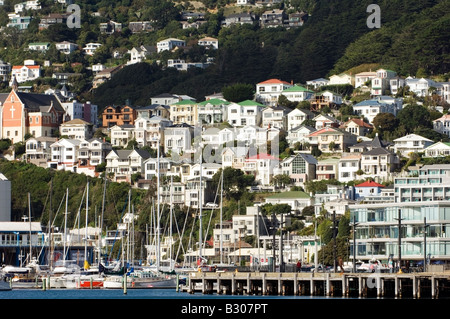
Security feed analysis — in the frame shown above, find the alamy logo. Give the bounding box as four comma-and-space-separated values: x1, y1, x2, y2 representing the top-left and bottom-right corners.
366, 4, 381, 29
67, 4, 81, 29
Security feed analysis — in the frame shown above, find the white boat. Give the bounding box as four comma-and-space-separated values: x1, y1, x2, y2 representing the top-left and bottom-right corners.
357, 259, 388, 273
103, 275, 127, 289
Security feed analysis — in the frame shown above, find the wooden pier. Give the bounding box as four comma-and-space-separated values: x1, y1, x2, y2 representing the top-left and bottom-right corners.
180, 271, 450, 299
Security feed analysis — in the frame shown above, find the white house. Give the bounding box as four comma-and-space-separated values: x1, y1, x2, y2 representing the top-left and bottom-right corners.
236, 125, 270, 147
243, 153, 280, 186
423, 141, 450, 158
48, 138, 81, 172
198, 98, 229, 124
353, 96, 402, 124
59, 118, 93, 140
198, 37, 218, 49
281, 85, 314, 103
339, 118, 373, 137
227, 100, 264, 127
77, 138, 112, 176
370, 69, 397, 96
11, 60, 40, 83
287, 108, 314, 131
255, 78, 293, 106
265, 191, 313, 213
109, 124, 135, 147
405, 76, 438, 97
286, 124, 316, 147
433, 114, 450, 137
163, 123, 194, 155
328, 73, 354, 86
354, 71, 377, 89
55, 41, 78, 55
0, 60, 11, 82
25, 136, 57, 167
14, 0, 41, 13
354, 180, 385, 200
156, 38, 186, 53
151, 93, 182, 106
82, 43, 102, 55
105, 149, 151, 183
393, 133, 433, 157
7, 13, 32, 30
312, 113, 340, 130
143, 157, 173, 180
338, 153, 361, 183
127, 45, 155, 64
28, 42, 49, 51
305, 78, 329, 89
360, 147, 400, 180
221, 146, 248, 169
134, 115, 172, 148
261, 105, 290, 130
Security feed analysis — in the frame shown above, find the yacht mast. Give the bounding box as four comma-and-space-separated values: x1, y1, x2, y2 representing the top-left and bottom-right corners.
156, 139, 161, 273
28, 193, 32, 264
220, 170, 223, 265
84, 181, 89, 270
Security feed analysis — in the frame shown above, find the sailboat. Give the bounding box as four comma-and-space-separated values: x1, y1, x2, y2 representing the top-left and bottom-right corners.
50, 184, 104, 289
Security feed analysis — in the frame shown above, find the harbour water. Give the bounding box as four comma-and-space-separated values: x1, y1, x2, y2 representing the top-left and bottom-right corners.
0, 288, 444, 317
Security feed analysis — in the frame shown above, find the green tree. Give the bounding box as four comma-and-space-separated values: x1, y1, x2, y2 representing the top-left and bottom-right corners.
397, 104, 431, 133
222, 83, 254, 102
212, 167, 255, 200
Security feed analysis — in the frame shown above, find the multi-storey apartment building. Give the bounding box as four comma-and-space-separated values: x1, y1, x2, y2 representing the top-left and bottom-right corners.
350, 164, 450, 265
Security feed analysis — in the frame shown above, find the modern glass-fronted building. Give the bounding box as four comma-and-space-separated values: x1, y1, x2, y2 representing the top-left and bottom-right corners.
350, 164, 450, 265
350, 202, 450, 263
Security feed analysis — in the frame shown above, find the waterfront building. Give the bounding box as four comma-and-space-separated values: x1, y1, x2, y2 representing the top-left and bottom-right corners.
350, 164, 450, 264
350, 201, 450, 264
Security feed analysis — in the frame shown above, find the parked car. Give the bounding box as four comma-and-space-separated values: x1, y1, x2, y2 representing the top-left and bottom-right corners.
205, 202, 218, 208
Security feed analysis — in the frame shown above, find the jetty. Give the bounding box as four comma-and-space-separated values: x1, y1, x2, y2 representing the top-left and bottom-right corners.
180, 271, 450, 299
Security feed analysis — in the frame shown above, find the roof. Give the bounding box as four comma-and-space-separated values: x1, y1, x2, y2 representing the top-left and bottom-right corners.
362, 147, 391, 155
61, 118, 91, 125
258, 78, 291, 85
171, 99, 197, 105
267, 191, 310, 199
282, 85, 313, 93
12, 65, 40, 69
199, 98, 229, 106
393, 133, 432, 142
355, 181, 385, 188
15, 92, 64, 113
343, 118, 373, 128
308, 127, 344, 137
238, 100, 265, 107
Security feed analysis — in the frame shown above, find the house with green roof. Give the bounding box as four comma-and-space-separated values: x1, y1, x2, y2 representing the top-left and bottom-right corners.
281, 85, 314, 103
169, 99, 198, 126
226, 100, 265, 127
28, 42, 50, 51
198, 98, 230, 124
265, 190, 313, 213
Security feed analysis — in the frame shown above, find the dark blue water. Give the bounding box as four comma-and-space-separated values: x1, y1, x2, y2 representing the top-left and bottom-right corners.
0, 288, 334, 299
0, 288, 440, 318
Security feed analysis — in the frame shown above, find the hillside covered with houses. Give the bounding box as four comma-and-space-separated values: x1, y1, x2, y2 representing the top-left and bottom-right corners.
0, 0, 449, 270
